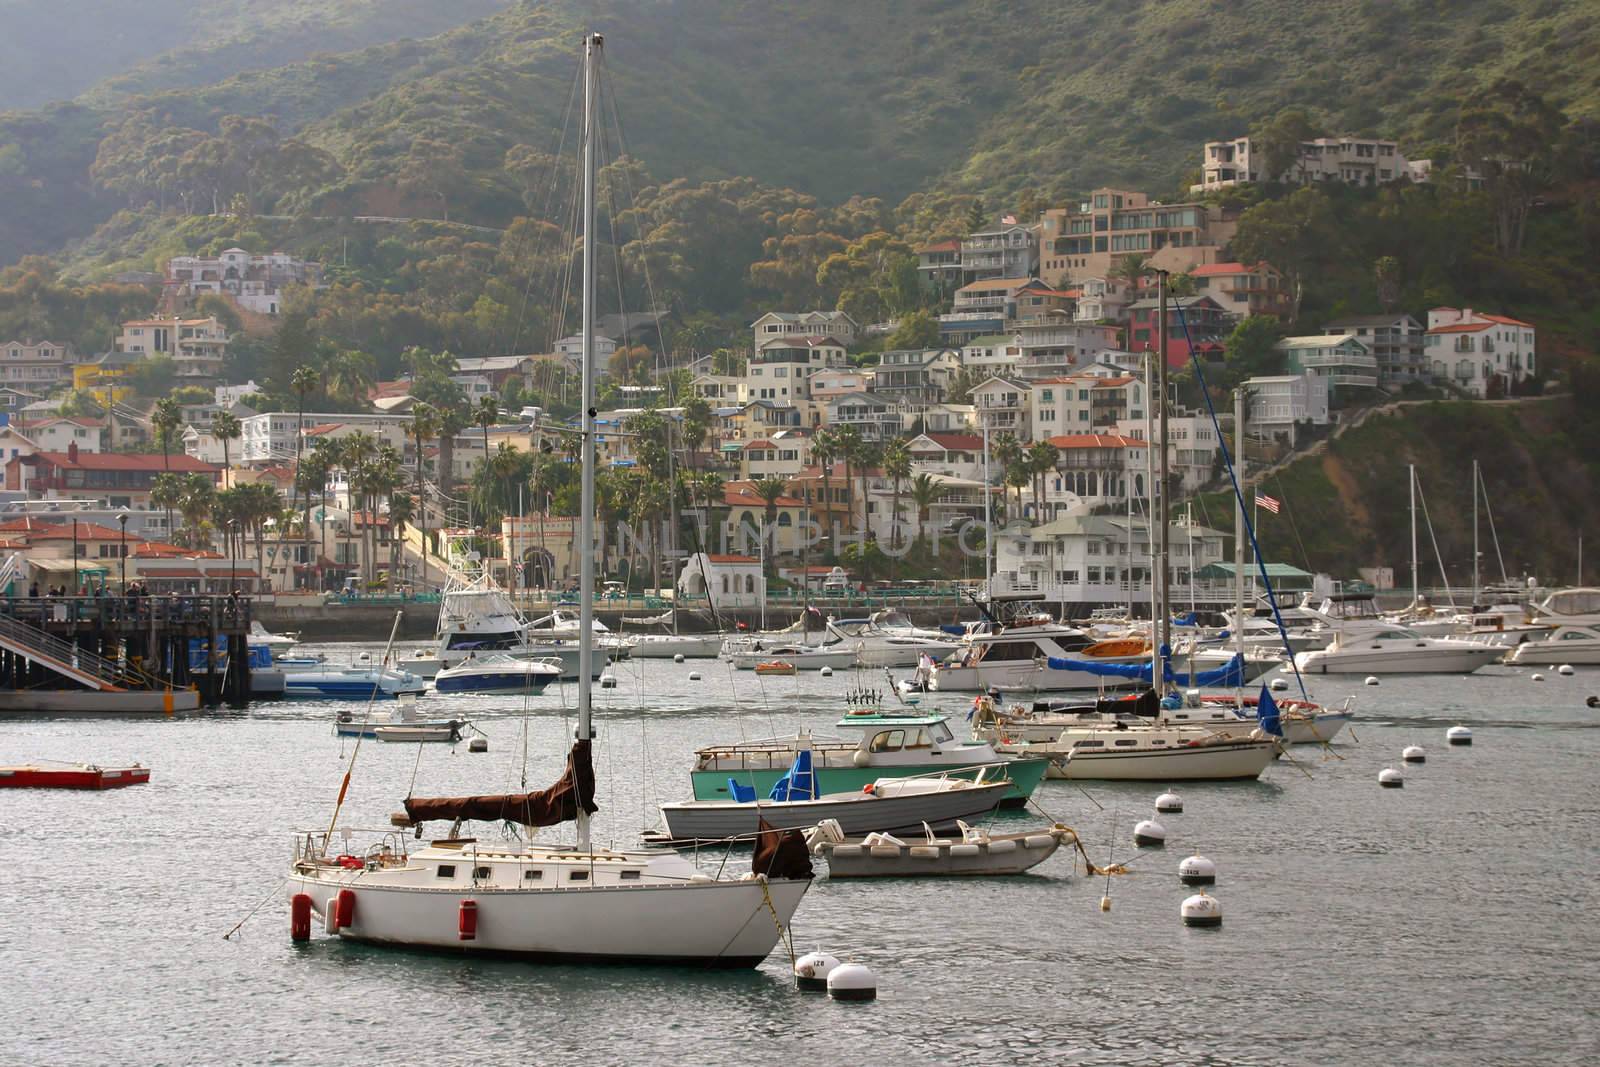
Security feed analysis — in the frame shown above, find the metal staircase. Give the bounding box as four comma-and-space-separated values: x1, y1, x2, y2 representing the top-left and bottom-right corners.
0, 613, 130, 691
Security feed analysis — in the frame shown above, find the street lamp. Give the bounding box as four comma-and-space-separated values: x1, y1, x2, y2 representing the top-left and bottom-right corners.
117, 509, 129, 591
71, 517, 79, 596
227, 519, 238, 598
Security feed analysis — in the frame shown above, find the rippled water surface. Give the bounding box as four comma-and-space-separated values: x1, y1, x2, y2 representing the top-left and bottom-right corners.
3, 650, 1598, 1065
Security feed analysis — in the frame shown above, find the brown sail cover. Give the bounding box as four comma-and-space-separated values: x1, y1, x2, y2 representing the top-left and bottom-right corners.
403, 740, 599, 827
751, 817, 813, 880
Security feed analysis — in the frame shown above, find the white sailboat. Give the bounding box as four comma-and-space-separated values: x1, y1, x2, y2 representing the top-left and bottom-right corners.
285, 35, 810, 967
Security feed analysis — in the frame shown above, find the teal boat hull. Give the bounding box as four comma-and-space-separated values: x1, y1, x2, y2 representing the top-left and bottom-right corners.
689, 757, 1049, 808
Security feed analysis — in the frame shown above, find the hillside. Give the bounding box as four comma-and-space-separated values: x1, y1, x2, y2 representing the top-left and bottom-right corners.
2, 0, 1599, 268
1196, 395, 1600, 588
0, 0, 508, 111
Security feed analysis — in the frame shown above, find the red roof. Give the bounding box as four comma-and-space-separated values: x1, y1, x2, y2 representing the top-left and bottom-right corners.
1190, 262, 1258, 277
37, 451, 220, 473
757, 335, 844, 350
0, 516, 52, 533
1047, 434, 1148, 450
132, 541, 192, 557
139, 567, 205, 578
28, 522, 128, 541
744, 439, 776, 450
1482, 313, 1533, 328
920, 433, 983, 451
725, 489, 805, 508
916, 239, 961, 254
1094, 376, 1136, 388
26, 416, 102, 428
706, 554, 759, 564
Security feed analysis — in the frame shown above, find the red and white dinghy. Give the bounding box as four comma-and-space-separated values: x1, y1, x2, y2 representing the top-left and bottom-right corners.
0, 763, 151, 789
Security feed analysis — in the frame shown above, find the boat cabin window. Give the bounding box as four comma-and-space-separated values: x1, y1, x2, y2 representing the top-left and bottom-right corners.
1151, 739, 1167, 745
524, 869, 544, 881
1114, 739, 1138, 747
1550, 590, 1600, 616
445, 632, 519, 650
568, 870, 589, 881
904, 729, 932, 749
436, 865, 456, 879
474, 866, 491, 880
982, 640, 1047, 661
929, 721, 954, 744
1375, 629, 1422, 640
1072, 739, 1105, 748
1562, 630, 1591, 640
620, 870, 641, 880
869, 730, 906, 752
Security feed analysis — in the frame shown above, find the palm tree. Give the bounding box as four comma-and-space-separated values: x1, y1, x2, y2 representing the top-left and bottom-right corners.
151, 473, 184, 546
1004, 460, 1031, 524
680, 394, 712, 470
1027, 440, 1059, 524
290, 364, 318, 550
211, 410, 240, 480
435, 401, 468, 528
298, 441, 335, 587
909, 472, 940, 553
407, 402, 439, 589
326, 349, 377, 410
811, 427, 839, 556
387, 490, 415, 590
832, 425, 863, 536
475, 395, 501, 487
336, 433, 379, 582
753, 477, 789, 574
882, 438, 912, 550
178, 473, 217, 550
1109, 254, 1149, 296
152, 397, 182, 478
991, 432, 1024, 522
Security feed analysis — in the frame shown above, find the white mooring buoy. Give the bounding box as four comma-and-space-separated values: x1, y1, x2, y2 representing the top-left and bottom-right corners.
1155, 791, 1183, 813
1364, 676, 1381, 687
1447, 725, 1473, 746
1134, 818, 1167, 847
1531, 673, 1546, 683
793, 950, 840, 992
1269, 677, 1289, 692
1558, 664, 1575, 676
820, 666, 834, 677
673, 653, 685, 663
1182, 891, 1222, 928
826, 962, 877, 1001
600, 673, 617, 689
468, 737, 488, 754
1179, 854, 1216, 886
1379, 767, 1404, 788
1402, 745, 1425, 763
688, 671, 702, 681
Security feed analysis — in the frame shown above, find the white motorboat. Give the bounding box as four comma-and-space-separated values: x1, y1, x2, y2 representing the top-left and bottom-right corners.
248, 620, 300, 654
286, 36, 810, 970
1529, 587, 1600, 628
807, 818, 1075, 878
727, 643, 857, 671
656, 758, 1013, 843
374, 721, 467, 743
978, 688, 1353, 747
336, 704, 463, 738
1292, 616, 1505, 675
395, 584, 600, 682
433, 654, 562, 694
825, 611, 961, 668
282, 665, 427, 700
525, 608, 633, 658
1506, 625, 1600, 665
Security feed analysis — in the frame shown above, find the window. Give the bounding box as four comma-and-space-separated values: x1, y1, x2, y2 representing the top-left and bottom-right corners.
474, 866, 491, 880
869, 730, 906, 752
568, 870, 589, 881
620, 869, 640, 880
524, 869, 544, 881
436, 865, 456, 878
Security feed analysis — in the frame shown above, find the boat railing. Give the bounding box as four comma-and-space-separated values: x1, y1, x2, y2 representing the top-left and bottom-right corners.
292, 828, 412, 866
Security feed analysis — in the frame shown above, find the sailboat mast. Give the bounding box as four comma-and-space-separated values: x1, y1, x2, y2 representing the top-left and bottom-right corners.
1472, 458, 1479, 607
1409, 463, 1418, 608
1144, 351, 1155, 627
1155, 271, 1171, 687
1234, 387, 1246, 687
575, 31, 602, 852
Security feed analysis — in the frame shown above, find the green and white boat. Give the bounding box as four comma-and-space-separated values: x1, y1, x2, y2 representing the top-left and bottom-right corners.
689, 710, 1049, 808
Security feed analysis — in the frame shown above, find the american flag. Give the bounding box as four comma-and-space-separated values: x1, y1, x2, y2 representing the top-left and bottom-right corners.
1255, 493, 1281, 515
1001, 213, 1017, 225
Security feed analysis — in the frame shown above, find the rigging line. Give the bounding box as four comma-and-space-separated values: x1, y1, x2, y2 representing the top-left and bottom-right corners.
322, 610, 405, 851
1478, 464, 1510, 585
508, 57, 584, 358
1413, 476, 1457, 608
1171, 304, 1309, 702
1270, 474, 1315, 574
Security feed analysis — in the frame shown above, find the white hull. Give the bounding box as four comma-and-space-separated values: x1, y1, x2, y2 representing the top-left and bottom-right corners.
1049, 739, 1277, 781
816, 828, 1066, 877
850, 638, 961, 669
628, 634, 725, 659
728, 648, 857, 671
1507, 640, 1600, 665
288, 866, 807, 967
1293, 645, 1504, 674
659, 781, 1011, 842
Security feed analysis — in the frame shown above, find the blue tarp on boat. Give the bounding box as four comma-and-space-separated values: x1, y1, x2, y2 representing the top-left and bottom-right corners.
1043, 653, 1245, 688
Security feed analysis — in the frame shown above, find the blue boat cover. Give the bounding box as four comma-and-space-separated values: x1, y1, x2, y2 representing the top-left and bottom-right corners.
767, 749, 818, 801
1043, 653, 1245, 688
940, 624, 967, 636
1256, 684, 1284, 737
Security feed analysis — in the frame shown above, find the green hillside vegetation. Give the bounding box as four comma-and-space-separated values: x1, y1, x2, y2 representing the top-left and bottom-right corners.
1197, 394, 1600, 586
0, 0, 508, 111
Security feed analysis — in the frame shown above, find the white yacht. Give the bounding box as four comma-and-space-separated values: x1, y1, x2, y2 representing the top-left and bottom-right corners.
396, 584, 602, 682
978, 689, 1351, 747
1293, 616, 1505, 675
1506, 625, 1600, 665
1530, 587, 1600, 628
727, 643, 857, 671
525, 608, 634, 658
979, 717, 1278, 781
826, 610, 961, 668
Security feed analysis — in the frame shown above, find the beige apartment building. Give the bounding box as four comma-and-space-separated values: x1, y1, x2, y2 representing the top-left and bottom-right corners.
1039, 189, 1236, 286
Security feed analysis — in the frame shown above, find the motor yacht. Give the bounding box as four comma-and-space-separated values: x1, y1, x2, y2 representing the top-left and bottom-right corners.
1506, 625, 1600, 666
825, 610, 961, 668
1292, 615, 1505, 675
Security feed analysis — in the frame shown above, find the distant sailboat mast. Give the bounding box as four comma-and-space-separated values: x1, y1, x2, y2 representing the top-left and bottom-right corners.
575, 30, 601, 852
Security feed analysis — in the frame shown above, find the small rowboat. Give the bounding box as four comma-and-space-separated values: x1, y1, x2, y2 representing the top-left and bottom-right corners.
0, 763, 151, 790
753, 660, 797, 676
374, 721, 466, 743
807, 818, 1072, 877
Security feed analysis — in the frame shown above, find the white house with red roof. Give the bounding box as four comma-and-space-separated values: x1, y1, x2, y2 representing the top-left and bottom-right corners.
749, 310, 859, 349
1424, 307, 1536, 397
1047, 433, 1148, 508
738, 430, 811, 481
240, 411, 412, 464
745, 335, 850, 427
678, 552, 764, 611
0, 425, 37, 489
906, 432, 986, 482
720, 482, 810, 555
17, 416, 103, 453
1030, 375, 1145, 440
1189, 262, 1288, 319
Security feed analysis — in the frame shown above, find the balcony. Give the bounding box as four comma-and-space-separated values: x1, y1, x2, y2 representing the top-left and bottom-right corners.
1296, 352, 1378, 370
1329, 374, 1379, 389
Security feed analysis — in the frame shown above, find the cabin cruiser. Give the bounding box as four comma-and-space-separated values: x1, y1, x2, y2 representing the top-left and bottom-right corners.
627, 632, 725, 659
395, 583, 603, 682
283, 664, 427, 700
1529, 587, 1600, 628
688, 709, 1049, 808
976, 688, 1352, 747
1292, 615, 1506, 675
525, 608, 634, 658
726, 643, 857, 671
826, 610, 961, 668
976, 710, 1279, 781
1506, 625, 1600, 665
433, 653, 563, 693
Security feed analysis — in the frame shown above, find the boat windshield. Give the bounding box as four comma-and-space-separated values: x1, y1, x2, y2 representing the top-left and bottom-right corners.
1375, 628, 1423, 640
868, 730, 905, 752
929, 721, 954, 744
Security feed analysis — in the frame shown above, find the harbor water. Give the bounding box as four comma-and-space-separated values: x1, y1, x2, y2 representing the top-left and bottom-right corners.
3, 649, 1597, 1065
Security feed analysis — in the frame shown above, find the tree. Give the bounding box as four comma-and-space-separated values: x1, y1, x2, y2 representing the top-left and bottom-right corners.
882, 437, 912, 550
291, 363, 319, 560
1027, 441, 1059, 524
909, 473, 940, 553
1456, 79, 1566, 256
151, 473, 185, 544
966, 198, 987, 233
407, 402, 440, 588
812, 427, 840, 555
1222, 316, 1286, 386
1373, 256, 1402, 311
1109, 254, 1148, 293
884, 310, 940, 352
680, 394, 712, 469
152, 398, 182, 474
832, 425, 864, 539
125, 355, 177, 398
1230, 187, 1340, 323
211, 411, 240, 475
753, 477, 790, 571
1252, 108, 1317, 184
474, 394, 501, 520
1004, 460, 1031, 522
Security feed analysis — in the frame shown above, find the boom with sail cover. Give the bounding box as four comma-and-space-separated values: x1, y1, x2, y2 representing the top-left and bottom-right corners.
1044, 652, 1245, 688
403, 740, 599, 827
